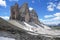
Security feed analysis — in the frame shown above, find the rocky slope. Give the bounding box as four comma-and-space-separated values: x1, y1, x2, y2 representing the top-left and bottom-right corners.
0, 18, 60, 40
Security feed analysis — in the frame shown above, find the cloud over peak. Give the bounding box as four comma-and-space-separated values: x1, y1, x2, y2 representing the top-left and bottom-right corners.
44, 15, 53, 18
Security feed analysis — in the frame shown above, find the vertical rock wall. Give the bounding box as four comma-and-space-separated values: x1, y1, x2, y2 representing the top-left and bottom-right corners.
10, 3, 19, 20
10, 3, 41, 25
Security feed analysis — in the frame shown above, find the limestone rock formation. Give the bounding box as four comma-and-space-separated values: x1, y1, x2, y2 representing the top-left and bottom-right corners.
10, 3, 40, 24
10, 3, 19, 20
19, 3, 30, 22
29, 10, 40, 24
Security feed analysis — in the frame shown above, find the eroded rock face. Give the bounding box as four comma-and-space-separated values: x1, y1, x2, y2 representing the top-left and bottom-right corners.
29, 10, 39, 24
19, 3, 30, 22
10, 3, 40, 24
0, 17, 59, 40
10, 3, 19, 20
0, 29, 58, 40
0, 30, 53, 40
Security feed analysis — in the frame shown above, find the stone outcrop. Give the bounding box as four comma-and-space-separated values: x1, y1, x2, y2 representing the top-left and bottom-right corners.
10, 3, 40, 24
0, 18, 60, 40
29, 10, 40, 24
10, 3, 19, 20
19, 3, 30, 22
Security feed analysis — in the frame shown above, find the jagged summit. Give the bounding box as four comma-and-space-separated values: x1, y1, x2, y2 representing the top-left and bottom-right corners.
19, 3, 30, 22
22, 2, 28, 7
10, 3, 40, 25
10, 3, 19, 20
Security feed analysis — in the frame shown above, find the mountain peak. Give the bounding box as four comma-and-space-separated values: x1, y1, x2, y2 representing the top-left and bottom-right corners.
10, 3, 40, 25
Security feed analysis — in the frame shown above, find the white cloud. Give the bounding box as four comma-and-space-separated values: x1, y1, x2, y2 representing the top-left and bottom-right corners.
47, 2, 56, 11
47, 2, 60, 11
29, 7, 33, 11
0, 0, 6, 7
47, 5, 54, 11
0, 16, 9, 20
44, 15, 53, 18
56, 2, 60, 9
53, 17, 60, 20
9, 0, 19, 2
40, 19, 60, 25
40, 12, 60, 25
54, 13, 60, 17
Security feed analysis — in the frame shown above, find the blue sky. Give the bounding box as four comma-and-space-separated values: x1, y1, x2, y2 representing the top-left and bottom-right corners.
0, 0, 60, 25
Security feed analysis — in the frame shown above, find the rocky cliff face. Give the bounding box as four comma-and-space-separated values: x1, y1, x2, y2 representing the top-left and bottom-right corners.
10, 3, 40, 25
10, 3, 19, 20
19, 3, 30, 22
29, 10, 40, 24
